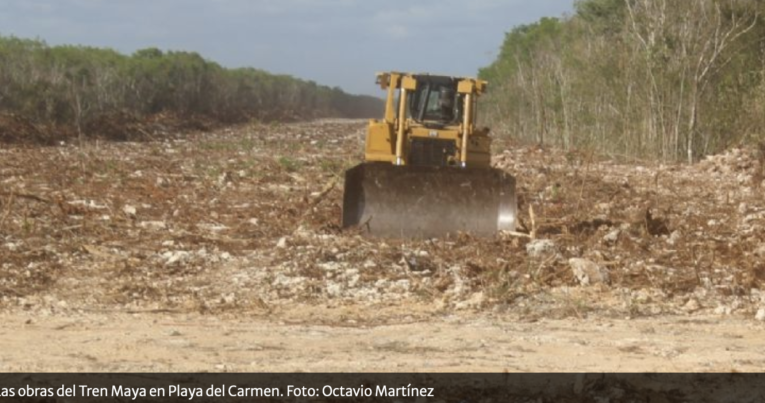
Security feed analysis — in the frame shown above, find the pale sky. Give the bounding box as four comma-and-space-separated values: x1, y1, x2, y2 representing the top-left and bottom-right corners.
0, 0, 574, 95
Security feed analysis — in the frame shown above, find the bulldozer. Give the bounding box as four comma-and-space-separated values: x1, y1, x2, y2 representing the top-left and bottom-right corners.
342, 72, 517, 238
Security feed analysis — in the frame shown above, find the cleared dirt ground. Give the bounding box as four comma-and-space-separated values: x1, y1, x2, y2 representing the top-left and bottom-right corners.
3, 313, 765, 372
2, 119, 765, 371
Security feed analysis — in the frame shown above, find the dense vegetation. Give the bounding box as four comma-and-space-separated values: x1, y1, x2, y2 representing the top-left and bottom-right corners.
0, 35, 382, 141
480, 0, 765, 162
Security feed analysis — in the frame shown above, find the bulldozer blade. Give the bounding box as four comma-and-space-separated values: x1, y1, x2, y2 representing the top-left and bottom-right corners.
342, 163, 517, 238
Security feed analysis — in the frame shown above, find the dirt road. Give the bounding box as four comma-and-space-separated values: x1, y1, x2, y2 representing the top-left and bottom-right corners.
2, 310, 764, 372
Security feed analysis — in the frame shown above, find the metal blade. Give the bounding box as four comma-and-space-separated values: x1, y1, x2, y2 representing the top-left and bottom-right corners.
342, 163, 517, 238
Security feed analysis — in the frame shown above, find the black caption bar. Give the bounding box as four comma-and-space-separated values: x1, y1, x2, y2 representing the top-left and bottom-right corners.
0, 374, 763, 402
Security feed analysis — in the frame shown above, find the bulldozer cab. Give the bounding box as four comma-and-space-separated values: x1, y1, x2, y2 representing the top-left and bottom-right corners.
408, 76, 461, 126
367, 72, 489, 168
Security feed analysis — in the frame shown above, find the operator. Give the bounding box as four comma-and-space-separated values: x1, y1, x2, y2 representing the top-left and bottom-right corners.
438, 89, 455, 121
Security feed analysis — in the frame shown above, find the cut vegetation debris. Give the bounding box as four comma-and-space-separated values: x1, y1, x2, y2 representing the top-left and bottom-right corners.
1, 120, 765, 322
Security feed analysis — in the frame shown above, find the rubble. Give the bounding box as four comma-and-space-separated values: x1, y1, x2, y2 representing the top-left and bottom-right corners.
0, 119, 763, 320
569, 258, 610, 286
526, 239, 559, 260
602, 229, 620, 245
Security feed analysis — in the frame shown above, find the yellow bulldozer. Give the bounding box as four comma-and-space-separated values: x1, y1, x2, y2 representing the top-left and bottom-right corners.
342, 72, 517, 238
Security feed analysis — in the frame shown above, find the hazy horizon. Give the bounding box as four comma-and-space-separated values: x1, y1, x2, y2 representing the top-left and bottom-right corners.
0, 0, 575, 96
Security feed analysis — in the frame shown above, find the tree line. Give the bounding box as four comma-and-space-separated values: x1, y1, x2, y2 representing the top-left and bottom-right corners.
480, 0, 765, 162
0, 35, 382, 140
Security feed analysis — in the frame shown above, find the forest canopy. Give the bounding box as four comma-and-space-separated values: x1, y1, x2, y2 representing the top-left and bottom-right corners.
0, 35, 382, 141
480, 0, 765, 162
